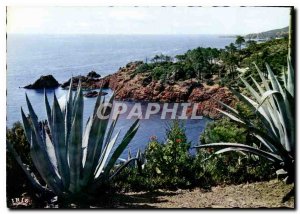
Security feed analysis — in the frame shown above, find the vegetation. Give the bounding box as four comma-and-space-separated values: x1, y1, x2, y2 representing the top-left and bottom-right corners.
113, 120, 275, 192
133, 36, 288, 89
7, 122, 35, 204
196, 58, 295, 184
7, 81, 139, 207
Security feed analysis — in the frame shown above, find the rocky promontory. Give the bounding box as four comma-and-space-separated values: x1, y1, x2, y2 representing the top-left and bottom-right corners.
96, 62, 236, 119
57, 61, 236, 119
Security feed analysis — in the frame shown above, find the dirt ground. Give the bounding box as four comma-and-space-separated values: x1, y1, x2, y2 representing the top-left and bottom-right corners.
107, 179, 294, 208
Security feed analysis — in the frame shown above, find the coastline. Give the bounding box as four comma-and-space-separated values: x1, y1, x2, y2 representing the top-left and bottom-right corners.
59, 61, 236, 119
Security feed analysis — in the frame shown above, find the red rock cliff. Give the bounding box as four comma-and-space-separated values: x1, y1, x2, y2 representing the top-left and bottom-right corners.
97, 62, 236, 119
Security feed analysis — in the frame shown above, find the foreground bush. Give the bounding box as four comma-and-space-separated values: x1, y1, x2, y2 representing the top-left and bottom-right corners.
7, 122, 34, 204
114, 120, 275, 192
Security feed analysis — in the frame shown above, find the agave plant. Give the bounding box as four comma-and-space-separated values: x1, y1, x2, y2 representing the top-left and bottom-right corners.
7, 80, 139, 202
118, 148, 145, 173
195, 58, 295, 183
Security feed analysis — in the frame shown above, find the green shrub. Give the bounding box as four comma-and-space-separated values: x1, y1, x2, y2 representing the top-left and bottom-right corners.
136, 63, 152, 73
196, 151, 276, 185
198, 116, 276, 184
200, 117, 247, 144
115, 119, 276, 192
6, 122, 35, 201
114, 120, 198, 191
151, 66, 166, 80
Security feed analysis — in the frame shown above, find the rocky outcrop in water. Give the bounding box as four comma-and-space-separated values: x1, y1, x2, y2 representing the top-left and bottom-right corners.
24, 75, 60, 89
61, 72, 103, 90
84, 90, 108, 98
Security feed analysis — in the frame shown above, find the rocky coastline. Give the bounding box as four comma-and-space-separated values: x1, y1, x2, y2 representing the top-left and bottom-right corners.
24, 62, 236, 119
96, 62, 236, 119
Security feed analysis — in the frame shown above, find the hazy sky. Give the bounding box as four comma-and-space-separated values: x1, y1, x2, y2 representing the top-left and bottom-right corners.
7, 6, 290, 35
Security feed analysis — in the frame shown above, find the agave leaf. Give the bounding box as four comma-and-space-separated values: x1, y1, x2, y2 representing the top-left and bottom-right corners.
68, 83, 83, 193
23, 95, 64, 195
94, 131, 120, 178
82, 116, 94, 166
276, 169, 288, 175
104, 115, 119, 148
102, 119, 139, 178
65, 78, 73, 152
30, 131, 63, 195
109, 158, 138, 180
214, 147, 247, 156
283, 90, 295, 154
240, 76, 261, 101
92, 88, 104, 117
44, 90, 53, 133
215, 99, 239, 115
25, 94, 46, 149
257, 90, 280, 109
214, 147, 277, 162
250, 75, 265, 95
239, 77, 279, 135
249, 126, 290, 159
128, 149, 132, 160
81, 95, 113, 184
216, 109, 245, 124
254, 63, 271, 91
21, 107, 32, 144
81, 115, 109, 184
270, 91, 291, 151
231, 89, 279, 140
266, 63, 284, 94
25, 93, 38, 123
45, 132, 59, 176
281, 67, 287, 90
52, 93, 70, 189
90, 95, 115, 171
287, 57, 295, 97
253, 134, 276, 153
195, 143, 283, 163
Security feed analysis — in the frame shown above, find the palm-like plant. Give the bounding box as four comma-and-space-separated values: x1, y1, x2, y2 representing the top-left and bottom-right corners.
195, 58, 295, 183
7, 80, 140, 202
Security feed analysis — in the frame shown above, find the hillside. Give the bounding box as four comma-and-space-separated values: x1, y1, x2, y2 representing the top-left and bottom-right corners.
245, 26, 289, 40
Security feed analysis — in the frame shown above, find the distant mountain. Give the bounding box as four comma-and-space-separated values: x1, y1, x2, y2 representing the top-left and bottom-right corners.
245, 26, 289, 40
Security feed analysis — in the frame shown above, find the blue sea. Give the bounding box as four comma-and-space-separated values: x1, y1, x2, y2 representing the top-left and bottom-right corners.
7, 34, 235, 157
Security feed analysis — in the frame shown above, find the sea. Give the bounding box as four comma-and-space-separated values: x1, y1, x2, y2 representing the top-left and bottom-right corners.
7, 34, 235, 157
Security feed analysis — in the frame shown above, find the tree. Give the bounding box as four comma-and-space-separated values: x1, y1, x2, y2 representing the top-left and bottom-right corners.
221, 46, 238, 80
151, 55, 160, 63
165, 55, 173, 62
175, 54, 187, 62
245, 40, 257, 49
235, 35, 245, 50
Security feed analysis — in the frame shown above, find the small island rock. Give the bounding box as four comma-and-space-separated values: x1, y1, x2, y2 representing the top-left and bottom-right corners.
84, 91, 108, 98
24, 75, 60, 89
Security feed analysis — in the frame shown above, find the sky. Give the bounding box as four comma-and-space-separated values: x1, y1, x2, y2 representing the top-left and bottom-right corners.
6, 6, 290, 35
